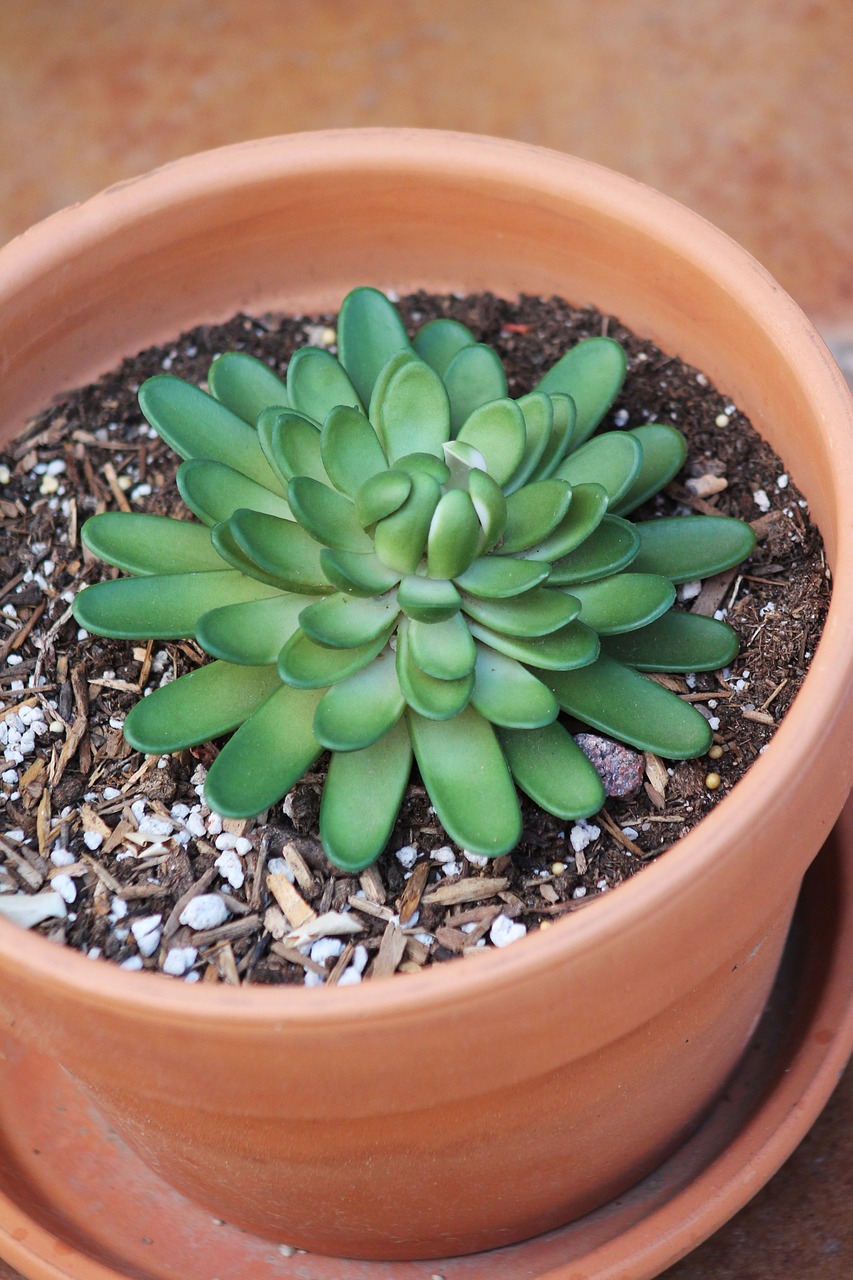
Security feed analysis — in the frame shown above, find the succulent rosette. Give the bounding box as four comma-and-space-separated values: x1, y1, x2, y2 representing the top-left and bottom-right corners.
74, 288, 755, 870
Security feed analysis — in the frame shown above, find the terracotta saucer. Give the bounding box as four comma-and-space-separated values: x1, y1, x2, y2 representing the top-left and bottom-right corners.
1, 798, 852, 1280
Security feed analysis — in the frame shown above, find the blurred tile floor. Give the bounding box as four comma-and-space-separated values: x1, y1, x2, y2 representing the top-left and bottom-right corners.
0, 2, 851, 1276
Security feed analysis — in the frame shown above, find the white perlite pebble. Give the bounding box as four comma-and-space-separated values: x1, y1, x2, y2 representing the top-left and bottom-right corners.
463, 849, 489, 868
489, 914, 527, 948
120, 956, 144, 971
131, 914, 162, 958
163, 946, 198, 977
51, 847, 76, 867
82, 831, 103, 851
0, 890, 67, 928
310, 937, 345, 966
215, 849, 245, 890
569, 819, 601, 853
179, 893, 230, 930
753, 489, 771, 513
395, 844, 419, 870
432, 845, 456, 864
52, 873, 77, 904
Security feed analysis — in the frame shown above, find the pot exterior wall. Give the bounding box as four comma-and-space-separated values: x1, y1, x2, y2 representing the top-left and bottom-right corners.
1, 132, 852, 1260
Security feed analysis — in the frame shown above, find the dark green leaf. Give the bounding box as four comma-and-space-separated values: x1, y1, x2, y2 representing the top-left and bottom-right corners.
601, 611, 740, 672
530, 393, 577, 480
319, 547, 402, 597
548, 514, 640, 585
471, 647, 559, 728
287, 347, 363, 422
554, 432, 643, 507
320, 404, 388, 497
611, 424, 687, 515
456, 398, 526, 487
204, 684, 324, 818
80, 512, 226, 575
499, 479, 573, 553
568, 573, 676, 635
288, 476, 372, 551
406, 706, 521, 855
313, 652, 405, 750
355, 469, 413, 528
534, 338, 627, 445
207, 351, 289, 424
454, 556, 550, 599
499, 721, 605, 818
516, 483, 609, 562
373, 357, 451, 462
413, 316, 476, 376
298, 591, 399, 648
542, 654, 713, 756
123, 661, 281, 753
467, 468, 508, 552
73, 571, 278, 640
227, 509, 331, 592
196, 592, 310, 665
278, 626, 393, 688
372, 471, 441, 575
396, 620, 474, 719
320, 718, 413, 871
397, 574, 462, 622
462, 586, 580, 638
631, 516, 757, 583
468, 618, 599, 670
427, 489, 481, 578
138, 376, 284, 492
408, 613, 477, 680
258, 409, 326, 486
176, 459, 293, 527
444, 344, 508, 436
337, 287, 413, 406
504, 392, 553, 493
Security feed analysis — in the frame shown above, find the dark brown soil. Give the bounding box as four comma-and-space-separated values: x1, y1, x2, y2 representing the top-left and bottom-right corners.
0, 292, 830, 986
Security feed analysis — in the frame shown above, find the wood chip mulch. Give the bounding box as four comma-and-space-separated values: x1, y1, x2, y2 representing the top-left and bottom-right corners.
0, 292, 831, 986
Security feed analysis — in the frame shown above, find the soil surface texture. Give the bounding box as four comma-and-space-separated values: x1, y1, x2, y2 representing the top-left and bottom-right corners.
0, 292, 831, 986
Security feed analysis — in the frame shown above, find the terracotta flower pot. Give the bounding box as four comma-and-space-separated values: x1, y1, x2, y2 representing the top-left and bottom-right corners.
0, 130, 852, 1263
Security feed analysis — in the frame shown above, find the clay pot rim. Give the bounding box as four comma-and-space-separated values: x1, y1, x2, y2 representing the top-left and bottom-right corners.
1, 128, 852, 1021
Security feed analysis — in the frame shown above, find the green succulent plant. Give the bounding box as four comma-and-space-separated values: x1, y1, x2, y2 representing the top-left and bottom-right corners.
73, 288, 755, 871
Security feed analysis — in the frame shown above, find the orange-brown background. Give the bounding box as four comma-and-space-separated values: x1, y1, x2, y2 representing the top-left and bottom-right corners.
0, 2, 850, 1276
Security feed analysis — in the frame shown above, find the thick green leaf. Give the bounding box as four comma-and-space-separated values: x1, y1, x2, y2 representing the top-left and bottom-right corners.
554, 432, 643, 507
396, 621, 474, 719
568, 573, 676, 635
259, 409, 326, 485
298, 591, 399, 648
427, 489, 481, 578
196, 593, 310, 665
516, 483, 609, 562
548, 515, 640, 585
406, 706, 522, 855
611, 424, 687, 515
534, 337, 627, 445
313, 652, 405, 750
210, 520, 293, 590
499, 479, 573, 554
228, 509, 331, 592
443, 439, 489, 488
123, 661, 281, 753
471, 647, 559, 729
320, 718, 413, 871
355, 469, 412, 528
73, 571, 277, 640
319, 548, 402, 597
372, 471, 441, 575
177, 459, 293, 527
601, 611, 740, 672
463, 587, 580, 638
454, 556, 550, 599
499, 721, 605, 819
413, 317, 476, 376
278, 626, 393, 689
456, 398, 526, 487
504, 392, 554, 493
469, 619, 599, 671
204, 684, 324, 818
320, 404, 388, 497
397, 574, 462, 622
373, 357, 451, 462
530, 393, 577, 480
394, 452, 451, 485
80, 512, 227, 575
337, 287, 413, 406
444, 344, 508, 435
138, 376, 284, 493
467, 468, 508, 552
288, 476, 372, 551
287, 347, 362, 423
631, 516, 757, 583
207, 352, 289, 424
542, 654, 713, 757
408, 613, 477, 680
